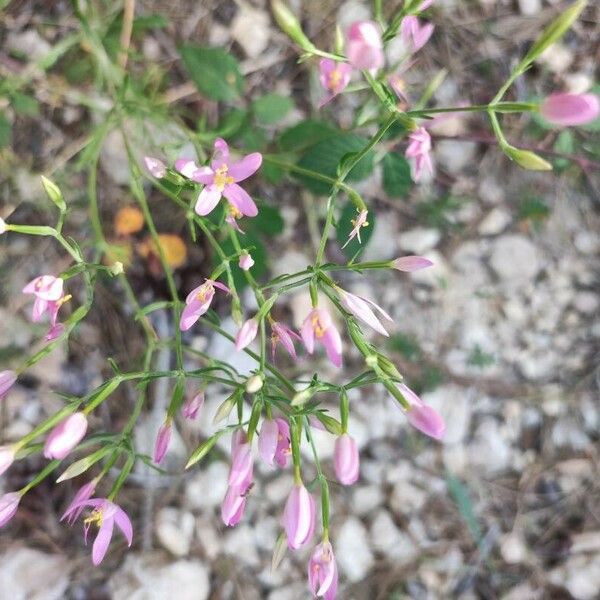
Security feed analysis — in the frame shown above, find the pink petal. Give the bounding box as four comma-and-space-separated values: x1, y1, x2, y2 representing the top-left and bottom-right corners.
300, 316, 315, 354
223, 183, 258, 217
190, 166, 215, 184
92, 517, 114, 565
392, 255, 433, 271
322, 326, 343, 368
258, 419, 278, 466
175, 158, 200, 179
114, 506, 133, 546
179, 300, 204, 331
144, 157, 167, 178
228, 153, 263, 182
541, 93, 600, 126
195, 185, 222, 216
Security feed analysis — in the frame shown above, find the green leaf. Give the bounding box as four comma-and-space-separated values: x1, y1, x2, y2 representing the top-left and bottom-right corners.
11, 92, 39, 116
447, 474, 483, 546
296, 133, 375, 195
336, 201, 375, 259
382, 152, 412, 198
252, 94, 294, 125
179, 45, 244, 102
252, 202, 284, 235
186, 434, 220, 469
0, 113, 11, 148
278, 120, 337, 152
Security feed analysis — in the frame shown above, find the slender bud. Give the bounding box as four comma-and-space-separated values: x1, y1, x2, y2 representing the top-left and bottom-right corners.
235, 318, 259, 351
391, 255, 433, 272
0, 446, 15, 476
540, 93, 599, 127
271, 0, 316, 52
0, 492, 20, 527
153, 421, 172, 464
334, 434, 360, 485
504, 145, 552, 171
44, 412, 88, 460
213, 393, 237, 424
283, 483, 316, 549
0, 370, 17, 399
182, 391, 204, 420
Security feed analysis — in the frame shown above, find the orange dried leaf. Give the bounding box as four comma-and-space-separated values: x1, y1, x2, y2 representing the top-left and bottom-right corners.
138, 234, 187, 269
114, 206, 144, 236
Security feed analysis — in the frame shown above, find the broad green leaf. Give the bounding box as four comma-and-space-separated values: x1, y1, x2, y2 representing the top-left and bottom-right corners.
296, 134, 375, 195
277, 119, 337, 152
180, 45, 244, 101
382, 152, 412, 198
336, 201, 375, 259
252, 94, 294, 125
11, 92, 39, 116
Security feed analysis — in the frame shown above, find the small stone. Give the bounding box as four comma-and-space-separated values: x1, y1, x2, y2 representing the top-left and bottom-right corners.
573, 292, 599, 315
224, 525, 261, 566
0, 548, 69, 600
435, 140, 478, 174
156, 508, 195, 557
517, 0, 541, 15
478, 208, 511, 236
185, 461, 229, 510
336, 517, 374, 582
110, 556, 210, 600
573, 231, 600, 255
398, 227, 441, 254
468, 419, 511, 475
564, 555, 600, 600
422, 385, 473, 445
231, 7, 270, 58
370, 510, 417, 564
489, 235, 542, 284
353, 485, 384, 516
500, 533, 528, 564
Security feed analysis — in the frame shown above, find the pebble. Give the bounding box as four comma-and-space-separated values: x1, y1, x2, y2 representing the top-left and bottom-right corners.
517, 0, 541, 15
370, 510, 417, 564
231, 6, 270, 58
156, 508, 195, 557
435, 140, 478, 174
336, 517, 375, 582
477, 208, 511, 236
398, 227, 441, 254
185, 461, 229, 510
489, 235, 542, 284
500, 532, 528, 564
423, 385, 473, 445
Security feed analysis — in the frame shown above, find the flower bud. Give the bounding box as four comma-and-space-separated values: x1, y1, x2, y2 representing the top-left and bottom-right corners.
0, 446, 15, 476
0, 492, 20, 527
110, 261, 124, 275
246, 374, 264, 394
238, 252, 255, 271
283, 483, 316, 549
540, 93, 599, 127
144, 156, 167, 178
308, 541, 338, 598
346, 21, 384, 71
44, 412, 88, 460
221, 486, 247, 527
153, 421, 172, 464
0, 370, 17, 399
391, 255, 433, 272
334, 434, 360, 485
397, 383, 446, 440
271, 0, 316, 52
182, 391, 204, 420
235, 318, 259, 351
504, 145, 552, 171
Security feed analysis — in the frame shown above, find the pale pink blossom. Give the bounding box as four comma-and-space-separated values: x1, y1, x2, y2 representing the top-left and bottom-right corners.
222, 433, 254, 527
400, 15, 434, 52
61, 480, 97, 525
44, 412, 88, 460
0, 370, 17, 399
540, 93, 600, 127
239, 252, 254, 271
405, 126, 433, 181
228, 441, 254, 489
308, 541, 338, 599
0, 492, 20, 528
70, 498, 133, 565
153, 421, 172, 464
271, 321, 301, 361
301, 308, 343, 368
283, 483, 316, 549
338, 288, 393, 336
180, 279, 230, 331
22, 275, 64, 322
334, 434, 359, 485
259, 418, 291, 468
346, 21, 384, 71
144, 156, 167, 178
182, 391, 204, 420
235, 318, 259, 351
319, 59, 351, 107
342, 209, 369, 249
221, 485, 247, 526
190, 138, 262, 218
392, 255, 433, 271
398, 383, 445, 440
0, 446, 15, 476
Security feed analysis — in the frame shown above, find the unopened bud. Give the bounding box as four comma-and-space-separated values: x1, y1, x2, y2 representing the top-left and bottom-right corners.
246, 374, 264, 394
504, 145, 552, 171
110, 261, 124, 275
271, 0, 316, 52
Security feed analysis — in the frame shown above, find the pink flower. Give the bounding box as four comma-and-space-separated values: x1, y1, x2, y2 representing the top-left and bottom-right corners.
392, 255, 433, 271
44, 412, 88, 460
180, 279, 230, 331
153, 421, 172, 464
346, 21, 384, 71
235, 318, 259, 351
338, 288, 393, 336
45, 323, 65, 341
540, 93, 600, 127
0, 492, 20, 528
405, 126, 433, 182
182, 391, 204, 420
398, 383, 445, 440
308, 541, 338, 599
342, 209, 369, 249
221, 485, 247, 527
239, 252, 254, 271
259, 418, 291, 468
70, 498, 133, 565
191, 138, 262, 218
22, 275, 64, 322
334, 434, 359, 485
228, 440, 254, 489
144, 156, 167, 178
319, 59, 352, 107
0, 370, 17, 399
271, 321, 301, 361
301, 308, 343, 368
0, 446, 15, 476
61, 480, 97, 525
400, 16, 434, 52
283, 483, 316, 549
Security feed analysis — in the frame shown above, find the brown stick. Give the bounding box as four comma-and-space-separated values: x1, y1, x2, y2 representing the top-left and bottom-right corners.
118, 0, 136, 70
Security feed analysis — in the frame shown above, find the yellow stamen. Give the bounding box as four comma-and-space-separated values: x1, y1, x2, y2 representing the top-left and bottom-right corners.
213, 165, 234, 191
84, 509, 103, 528
311, 314, 326, 338
57, 294, 72, 308
328, 69, 342, 91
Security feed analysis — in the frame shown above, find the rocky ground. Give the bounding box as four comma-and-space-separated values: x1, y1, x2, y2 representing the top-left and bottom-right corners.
1, 1, 599, 599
